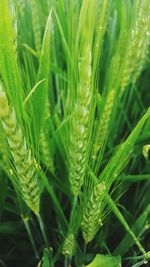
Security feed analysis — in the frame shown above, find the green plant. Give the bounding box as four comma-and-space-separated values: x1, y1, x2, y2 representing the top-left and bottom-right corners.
0, 0, 150, 267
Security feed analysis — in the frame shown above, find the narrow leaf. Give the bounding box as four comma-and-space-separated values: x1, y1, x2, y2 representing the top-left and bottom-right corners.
113, 204, 150, 256
0, 0, 23, 118
32, 11, 52, 140
85, 254, 121, 267
42, 248, 52, 267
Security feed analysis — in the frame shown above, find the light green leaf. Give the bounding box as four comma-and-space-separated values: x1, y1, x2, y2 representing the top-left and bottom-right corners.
114, 204, 150, 256
85, 254, 121, 267
42, 248, 51, 267
32, 10, 52, 140
0, 0, 24, 120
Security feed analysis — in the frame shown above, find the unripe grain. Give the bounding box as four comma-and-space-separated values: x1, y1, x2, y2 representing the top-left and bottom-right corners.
30, 0, 41, 52
0, 84, 41, 214
81, 182, 106, 243
40, 130, 54, 172
62, 233, 75, 257
92, 89, 115, 161
69, 45, 92, 196
121, 1, 150, 91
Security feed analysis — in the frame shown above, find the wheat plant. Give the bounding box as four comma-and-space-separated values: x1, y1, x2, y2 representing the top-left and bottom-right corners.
0, 0, 150, 267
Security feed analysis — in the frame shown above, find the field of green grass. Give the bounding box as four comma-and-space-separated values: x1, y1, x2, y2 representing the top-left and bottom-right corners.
0, 0, 150, 266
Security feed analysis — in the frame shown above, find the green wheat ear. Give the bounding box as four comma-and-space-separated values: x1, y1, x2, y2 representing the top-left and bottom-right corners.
30, 0, 42, 52
40, 130, 54, 173
121, 0, 150, 91
81, 182, 106, 244
69, 44, 92, 196
0, 84, 41, 214
40, 96, 54, 173
62, 232, 76, 257
92, 89, 115, 163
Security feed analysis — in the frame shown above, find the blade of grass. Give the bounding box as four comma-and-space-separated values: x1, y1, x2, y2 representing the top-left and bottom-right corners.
105, 193, 147, 258
113, 204, 150, 256
31, 10, 52, 142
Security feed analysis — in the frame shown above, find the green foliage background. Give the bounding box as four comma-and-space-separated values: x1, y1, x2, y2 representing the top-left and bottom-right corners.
0, 0, 150, 266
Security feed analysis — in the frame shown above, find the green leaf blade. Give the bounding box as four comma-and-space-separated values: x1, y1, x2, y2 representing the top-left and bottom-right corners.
85, 254, 121, 267
32, 10, 52, 140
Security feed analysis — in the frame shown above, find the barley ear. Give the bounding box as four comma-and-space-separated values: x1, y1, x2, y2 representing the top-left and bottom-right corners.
121, 1, 150, 91
40, 130, 54, 173
69, 45, 92, 196
0, 84, 41, 214
30, 0, 41, 52
92, 89, 115, 163
81, 182, 106, 244
62, 233, 76, 257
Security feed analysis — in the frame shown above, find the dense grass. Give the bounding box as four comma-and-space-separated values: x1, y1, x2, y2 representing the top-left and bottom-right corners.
0, 0, 150, 266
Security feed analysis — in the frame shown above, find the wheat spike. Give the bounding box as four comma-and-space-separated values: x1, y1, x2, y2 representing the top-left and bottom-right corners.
121, 1, 150, 91
81, 182, 106, 244
40, 130, 54, 172
18, 0, 25, 15
92, 89, 115, 161
0, 84, 41, 214
30, 0, 41, 52
62, 233, 75, 257
40, 95, 54, 172
69, 45, 92, 196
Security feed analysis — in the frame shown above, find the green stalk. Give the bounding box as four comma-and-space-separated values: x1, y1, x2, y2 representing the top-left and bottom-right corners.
36, 213, 49, 246
105, 193, 147, 257
23, 217, 39, 260
64, 256, 68, 267
62, 196, 77, 258
70, 196, 78, 224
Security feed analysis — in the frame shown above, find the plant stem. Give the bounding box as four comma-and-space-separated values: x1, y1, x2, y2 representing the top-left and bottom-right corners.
70, 196, 78, 224
23, 217, 39, 260
37, 213, 49, 246
105, 193, 147, 257
131, 259, 148, 267
64, 256, 68, 267
83, 243, 87, 254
